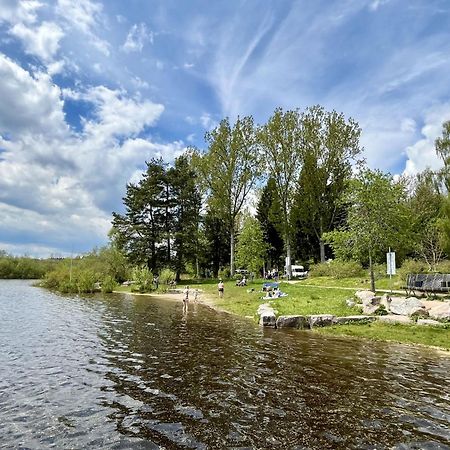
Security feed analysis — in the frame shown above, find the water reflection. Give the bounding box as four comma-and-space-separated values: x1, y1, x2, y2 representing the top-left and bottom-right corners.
0, 280, 449, 449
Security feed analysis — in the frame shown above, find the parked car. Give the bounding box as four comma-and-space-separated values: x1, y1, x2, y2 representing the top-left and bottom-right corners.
290, 265, 308, 279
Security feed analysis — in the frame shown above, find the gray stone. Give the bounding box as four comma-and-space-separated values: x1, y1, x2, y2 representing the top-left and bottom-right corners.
346, 299, 356, 308
308, 314, 336, 328
377, 314, 412, 324
428, 302, 450, 321
362, 302, 384, 315
257, 303, 277, 328
417, 319, 447, 327
276, 315, 309, 329
389, 297, 424, 316
334, 315, 377, 325
355, 290, 376, 304
380, 294, 393, 312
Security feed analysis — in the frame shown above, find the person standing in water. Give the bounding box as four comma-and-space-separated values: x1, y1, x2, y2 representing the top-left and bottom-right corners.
183, 285, 189, 313
218, 279, 224, 298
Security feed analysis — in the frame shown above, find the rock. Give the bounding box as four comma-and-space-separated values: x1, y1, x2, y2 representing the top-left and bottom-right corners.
377, 314, 412, 324
380, 294, 393, 312
334, 315, 377, 325
362, 302, 384, 315
428, 302, 450, 321
417, 319, 447, 327
355, 290, 376, 304
308, 314, 336, 328
258, 303, 277, 328
410, 308, 429, 319
389, 297, 425, 316
276, 315, 309, 329
346, 299, 356, 308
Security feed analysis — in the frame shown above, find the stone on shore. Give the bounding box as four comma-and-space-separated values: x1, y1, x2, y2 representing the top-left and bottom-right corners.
389, 297, 425, 316
355, 290, 376, 304
417, 319, 447, 327
334, 315, 377, 325
308, 314, 336, 328
276, 315, 309, 329
258, 303, 277, 327
377, 314, 412, 324
428, 302, 450, 321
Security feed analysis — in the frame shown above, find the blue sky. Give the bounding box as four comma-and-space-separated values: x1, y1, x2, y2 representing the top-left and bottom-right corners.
0, 0, 450, 257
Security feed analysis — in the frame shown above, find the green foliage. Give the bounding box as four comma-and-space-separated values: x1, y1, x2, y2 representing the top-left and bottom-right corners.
0, 253, 58, 279
218, 266, 231, 279
235, 216, 268, 275
131, 266, 153, 293
397, 259, 427, 284
75, 269, 97, 293
159, 268, 176, 286
309, 260, 364, 279
370, 263, 387, 281
435, 260, 450, 273
101, 275, 117, 293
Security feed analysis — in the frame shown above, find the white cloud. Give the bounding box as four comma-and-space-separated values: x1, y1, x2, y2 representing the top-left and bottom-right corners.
0, 0, 43, 24
10, 21, 64, 61
122, 23, 153, 53
369, 0, 391, 11
0, 54, 183, 256
403, 104, 450, 176
56, 0, 110, 56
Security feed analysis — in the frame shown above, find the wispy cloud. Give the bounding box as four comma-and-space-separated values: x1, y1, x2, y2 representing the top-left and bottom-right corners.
122, 23, 153, 53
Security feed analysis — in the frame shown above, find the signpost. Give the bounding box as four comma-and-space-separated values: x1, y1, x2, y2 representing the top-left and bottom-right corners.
386, 248, 396, 292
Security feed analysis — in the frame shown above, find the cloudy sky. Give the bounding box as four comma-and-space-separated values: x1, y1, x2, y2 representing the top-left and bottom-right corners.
0, 0, 450, 257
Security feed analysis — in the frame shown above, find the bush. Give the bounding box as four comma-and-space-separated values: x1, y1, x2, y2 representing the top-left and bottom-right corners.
397, 259, 427, 285
75, 269, 97, 293
159, 268, 176, 287
435, 260, 450, 274
101, 275, 117, 293
309, 263, 332, 277
131, 266, 153, 293
218, 266, 231, 279
370, 263, 387, 281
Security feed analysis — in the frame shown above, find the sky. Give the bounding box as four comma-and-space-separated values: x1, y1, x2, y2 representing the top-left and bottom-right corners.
1, 0, 450, 257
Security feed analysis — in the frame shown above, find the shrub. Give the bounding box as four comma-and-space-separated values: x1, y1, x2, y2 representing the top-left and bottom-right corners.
75, 269, 97, 293
132, 266, 153, 293
370, 263, 387, 281
329, 260, 364, 279
101, 275, 117, 293
159, 268, 176, 287
397, 259, 427, 285
309, 262, 332, 277
218, 266, 231, 279
435, 260, 450, 274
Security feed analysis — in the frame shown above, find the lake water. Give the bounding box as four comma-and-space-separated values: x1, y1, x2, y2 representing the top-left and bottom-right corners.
0, 280, 449, 449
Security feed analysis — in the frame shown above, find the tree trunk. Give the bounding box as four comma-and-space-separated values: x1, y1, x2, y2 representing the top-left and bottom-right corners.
319, 222, 325, 263
230, 229, 235, 277
369, 250, 375, 292
319, 239, 325, 263
285, 236, 292, 279
196, 256, 199, 279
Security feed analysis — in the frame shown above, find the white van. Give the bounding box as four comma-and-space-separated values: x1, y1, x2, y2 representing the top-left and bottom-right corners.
290, 265, 308, 279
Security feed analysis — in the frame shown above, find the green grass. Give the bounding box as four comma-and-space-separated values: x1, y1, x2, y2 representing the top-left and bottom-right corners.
314, 321, 450, 350
300, 275, 403, 290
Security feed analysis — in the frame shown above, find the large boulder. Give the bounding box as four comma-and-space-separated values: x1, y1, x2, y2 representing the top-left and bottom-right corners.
428, 302, 450, 321
389, 297, 425, 316
308, 314, 336, 328
417, 319, 447, 327
258, 303, 277, 327
334, 315, 377, 325
276, 315, 309, 329
377, 315, 413, 324
355, 290, 376, 304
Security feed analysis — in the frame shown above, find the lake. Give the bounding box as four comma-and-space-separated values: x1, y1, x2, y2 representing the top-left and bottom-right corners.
0, 280, 449, 449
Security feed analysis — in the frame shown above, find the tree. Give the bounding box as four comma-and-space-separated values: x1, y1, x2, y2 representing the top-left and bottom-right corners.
235, 216, 268, 275
195, 116, 261, 276
435, 120, 450, 190
256, 177, 284, 271
258, 108, 303, 277
325, 169, 411, 292
294, 105, 362, 262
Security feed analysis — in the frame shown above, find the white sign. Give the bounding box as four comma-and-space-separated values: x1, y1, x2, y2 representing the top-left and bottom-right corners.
386, 251, 396, 275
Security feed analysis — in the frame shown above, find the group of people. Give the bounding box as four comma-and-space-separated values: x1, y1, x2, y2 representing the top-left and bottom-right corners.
264, 268, 279, 280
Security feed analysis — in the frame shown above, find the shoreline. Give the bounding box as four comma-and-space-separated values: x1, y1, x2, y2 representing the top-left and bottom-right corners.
113, 289, 450, 357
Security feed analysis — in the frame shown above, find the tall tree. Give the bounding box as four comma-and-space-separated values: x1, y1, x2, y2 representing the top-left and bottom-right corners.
325, 169, 411, 292
294, 105, 362, 262
256, 177, 284, 271
168, 154, 202, 280
195, 116, 261, 276
235, 215, 268, 275
258, 108, 303, 277
435, 120, 450, 190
